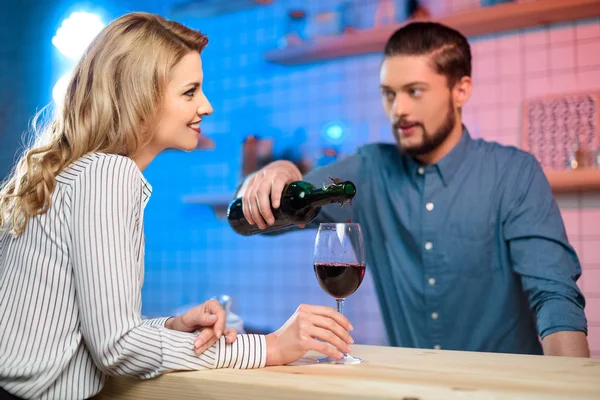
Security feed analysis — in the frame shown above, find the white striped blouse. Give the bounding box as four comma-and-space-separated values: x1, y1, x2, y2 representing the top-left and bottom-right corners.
0, 153, 266, 400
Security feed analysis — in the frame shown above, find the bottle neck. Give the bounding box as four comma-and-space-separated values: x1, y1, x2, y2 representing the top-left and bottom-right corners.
303, 181, 356, 208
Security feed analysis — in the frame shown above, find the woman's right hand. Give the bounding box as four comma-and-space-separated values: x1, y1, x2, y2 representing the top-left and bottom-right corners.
240, 160, 303, 230
265, 304, 355, 366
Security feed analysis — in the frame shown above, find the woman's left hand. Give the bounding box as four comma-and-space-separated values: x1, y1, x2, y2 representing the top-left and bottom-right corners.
166, 299, 237, 354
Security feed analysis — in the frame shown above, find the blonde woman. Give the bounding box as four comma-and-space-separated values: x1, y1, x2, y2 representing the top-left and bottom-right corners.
0, 12, 354, 400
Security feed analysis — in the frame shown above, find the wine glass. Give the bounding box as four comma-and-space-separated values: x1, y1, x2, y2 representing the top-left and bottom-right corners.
313, 222, 366, 364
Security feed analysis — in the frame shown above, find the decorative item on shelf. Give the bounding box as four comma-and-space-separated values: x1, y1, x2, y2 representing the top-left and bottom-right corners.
279, 146, 312, 174
522, 91, 599, 171
567, 132, 595, 169
374, 0, 397, 26
407, 0, 430, 20
241, 135, 273, 177
314, 122, 345, 167
308, 9, 342, 39
279, 9, 308, 48
317, 147, 340, 167
304, 1, 361, 40
336, 0, 360, 33
480, 0, 515, 7
594, 136, 600, 167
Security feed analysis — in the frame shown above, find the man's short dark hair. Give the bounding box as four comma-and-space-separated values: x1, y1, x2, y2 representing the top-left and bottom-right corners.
384, 22, 472, 88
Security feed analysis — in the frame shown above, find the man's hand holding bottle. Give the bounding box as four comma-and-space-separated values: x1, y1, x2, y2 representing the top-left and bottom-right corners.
238, 160, 303, 229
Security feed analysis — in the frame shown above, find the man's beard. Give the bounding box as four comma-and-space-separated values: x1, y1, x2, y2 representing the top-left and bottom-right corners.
393, 99, 456, 157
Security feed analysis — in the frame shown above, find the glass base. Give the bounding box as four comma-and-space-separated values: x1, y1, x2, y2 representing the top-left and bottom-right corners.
317, 353, 363, 365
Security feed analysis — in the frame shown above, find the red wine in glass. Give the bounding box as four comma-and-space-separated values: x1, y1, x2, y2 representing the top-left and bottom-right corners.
314, 262, 365, 299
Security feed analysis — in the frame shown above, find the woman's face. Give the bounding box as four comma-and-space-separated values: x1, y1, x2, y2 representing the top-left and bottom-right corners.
152, 52, 213, 152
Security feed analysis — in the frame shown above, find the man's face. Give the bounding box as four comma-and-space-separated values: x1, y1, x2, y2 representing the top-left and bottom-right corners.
380, 55, 458, 156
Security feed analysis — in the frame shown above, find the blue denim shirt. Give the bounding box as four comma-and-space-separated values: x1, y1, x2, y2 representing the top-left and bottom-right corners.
303, 127, 587, 354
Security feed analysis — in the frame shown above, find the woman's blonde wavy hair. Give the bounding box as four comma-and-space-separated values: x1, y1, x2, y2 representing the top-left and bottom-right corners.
0, 12, 208, 236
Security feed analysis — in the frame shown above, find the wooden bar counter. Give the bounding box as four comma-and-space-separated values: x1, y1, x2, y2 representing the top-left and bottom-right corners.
97, 345, 600, 399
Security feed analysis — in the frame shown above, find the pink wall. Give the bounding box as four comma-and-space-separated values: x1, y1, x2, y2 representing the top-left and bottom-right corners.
562, 201, 600, 357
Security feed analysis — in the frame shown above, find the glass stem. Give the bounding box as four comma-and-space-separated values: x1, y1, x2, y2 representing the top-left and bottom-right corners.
336, 299, 347, 358
336, 298, 344, 316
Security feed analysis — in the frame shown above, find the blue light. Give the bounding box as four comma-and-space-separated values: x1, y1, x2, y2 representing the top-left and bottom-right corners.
52, 12, 105, 60
325, 124, 344, 141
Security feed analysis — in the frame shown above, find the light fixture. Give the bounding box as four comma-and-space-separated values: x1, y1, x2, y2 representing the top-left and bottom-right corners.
52, 11, 105, 60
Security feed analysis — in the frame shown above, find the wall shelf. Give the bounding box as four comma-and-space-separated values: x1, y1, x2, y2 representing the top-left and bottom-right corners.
170, 0, 272, 18
179, 170, 600, 219
263, 0, 600, 65
546, 168, 600, 193
182, 193, 235, 219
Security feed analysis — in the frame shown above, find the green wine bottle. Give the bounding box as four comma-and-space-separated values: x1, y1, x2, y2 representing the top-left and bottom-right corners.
228, 179, 356, 236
